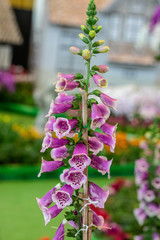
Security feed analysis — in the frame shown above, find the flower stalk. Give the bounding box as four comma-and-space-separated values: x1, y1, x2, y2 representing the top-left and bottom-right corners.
36, 1, 117, 240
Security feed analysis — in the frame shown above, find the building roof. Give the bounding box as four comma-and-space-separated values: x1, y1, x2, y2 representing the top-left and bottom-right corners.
48, 0, 115, 26
0, 0, 23, 45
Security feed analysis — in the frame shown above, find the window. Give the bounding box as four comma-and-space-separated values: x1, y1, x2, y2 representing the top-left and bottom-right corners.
109, 13, 122, 41
124, 15, 144, 42
0, 45, 12, 70
56, 29, 85, 73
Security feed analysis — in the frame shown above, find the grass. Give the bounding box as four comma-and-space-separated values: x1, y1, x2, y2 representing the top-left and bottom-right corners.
0, 178, 110, 240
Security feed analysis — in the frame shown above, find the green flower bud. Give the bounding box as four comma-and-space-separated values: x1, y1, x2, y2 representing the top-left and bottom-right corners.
93, 46, 110, 54
89, 30, 96, 39
81, 25, 89, 34
92, 17, 98, 25
75, 73, 83, 79
79, 33, 89, 44
92, 40, 105, 47
69, 46, 82, 55
91, 90, 102, 96
82, 49, 91, 60
94, 26, 102, 33
86, 17, 92, 27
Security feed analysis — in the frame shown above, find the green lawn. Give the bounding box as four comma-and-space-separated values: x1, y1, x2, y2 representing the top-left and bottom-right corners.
0, 178, 110, 240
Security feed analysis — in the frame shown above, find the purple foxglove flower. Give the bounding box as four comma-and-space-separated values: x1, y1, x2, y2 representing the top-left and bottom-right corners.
53, 219, 67, 240
150, 5, 160, 31
44, 116, 56, 133
45, 100, 73, 117
135, 158, 150, 173
38, 158, 64, 177
100, 93, 117, 110
55, 92, 75, 104
100, 123, 117, 137
94, 132, 116, 153
41, 133, 69, 153
90, 155, 113, 177
88, 136, 103, 154
51, 146, 69, 161
53, 118, 78, 139
42, 205, 62, 225
60, 167, 87, 189
135, 173, 148, 186
91, 209, 104, 229
53, 117, 71, 139
52, 184, 74, 209
137, 183, 148, 201
91, 103, 110, 130
57, 72, 75, 81
134, 235, 144, 240
69, 142, 91, 171
145, 203, 158, 217
55, 78, 79, 92
152, 177, 160, 189
88, 182, 109, 208
143, 189, 156, 202
93, 73, 108, 88
36, 183, 61, 209
153, 233, 160, 240
134, 208, 146, 225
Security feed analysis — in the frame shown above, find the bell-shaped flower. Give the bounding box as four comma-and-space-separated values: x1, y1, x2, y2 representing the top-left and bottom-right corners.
94, 132, 116, 153
91, 103, 110, 130
36, 183, 61, 209
57, 73, 75, 81
45, 100, 73, 117
52, 184, 74, 209
51, 146, 69, 161
69, 142, 91, 171
55, 78, 79, 92
145, 203, 158, 217
100, 93, 117, 110
152, 177, 160, 189
90, 155, 112, 177
41, 205, 62, 225
60, 167, 87, 190
143, 189, 156, 202
88, 136, 103, 154
91, 209, 104, 230
38, 158, 64, 177
93, 73, 108, 88
88, 182, 109, 208
53, 118, 78, 139
55, 92, 75, 104
135, 158, 150, 173
100, 123, 117, 138
41, 133, 69, 153
134, 207, 147, 225
53, 219, 67, 240
44, 116, 56, 133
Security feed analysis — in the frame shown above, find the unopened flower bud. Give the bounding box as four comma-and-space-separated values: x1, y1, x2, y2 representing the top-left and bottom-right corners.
93, 46, 109, 54
92, 65, 109, 73
89, 30, 96, 39
92, 17, 98, 25
75, 73, 84, 79
86, 17, 92, 27
92, 40, 105, 47
79, 33, 89, 44
69, 46, 82, 55
82, 49, 91, 60
94, 26, 102, 33
81, 25, 89, 34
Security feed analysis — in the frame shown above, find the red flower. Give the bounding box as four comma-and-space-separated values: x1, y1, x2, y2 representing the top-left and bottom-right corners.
89, 204, 111, 221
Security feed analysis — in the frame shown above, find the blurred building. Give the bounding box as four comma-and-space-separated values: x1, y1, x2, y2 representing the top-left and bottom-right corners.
33, 0, 159, 87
